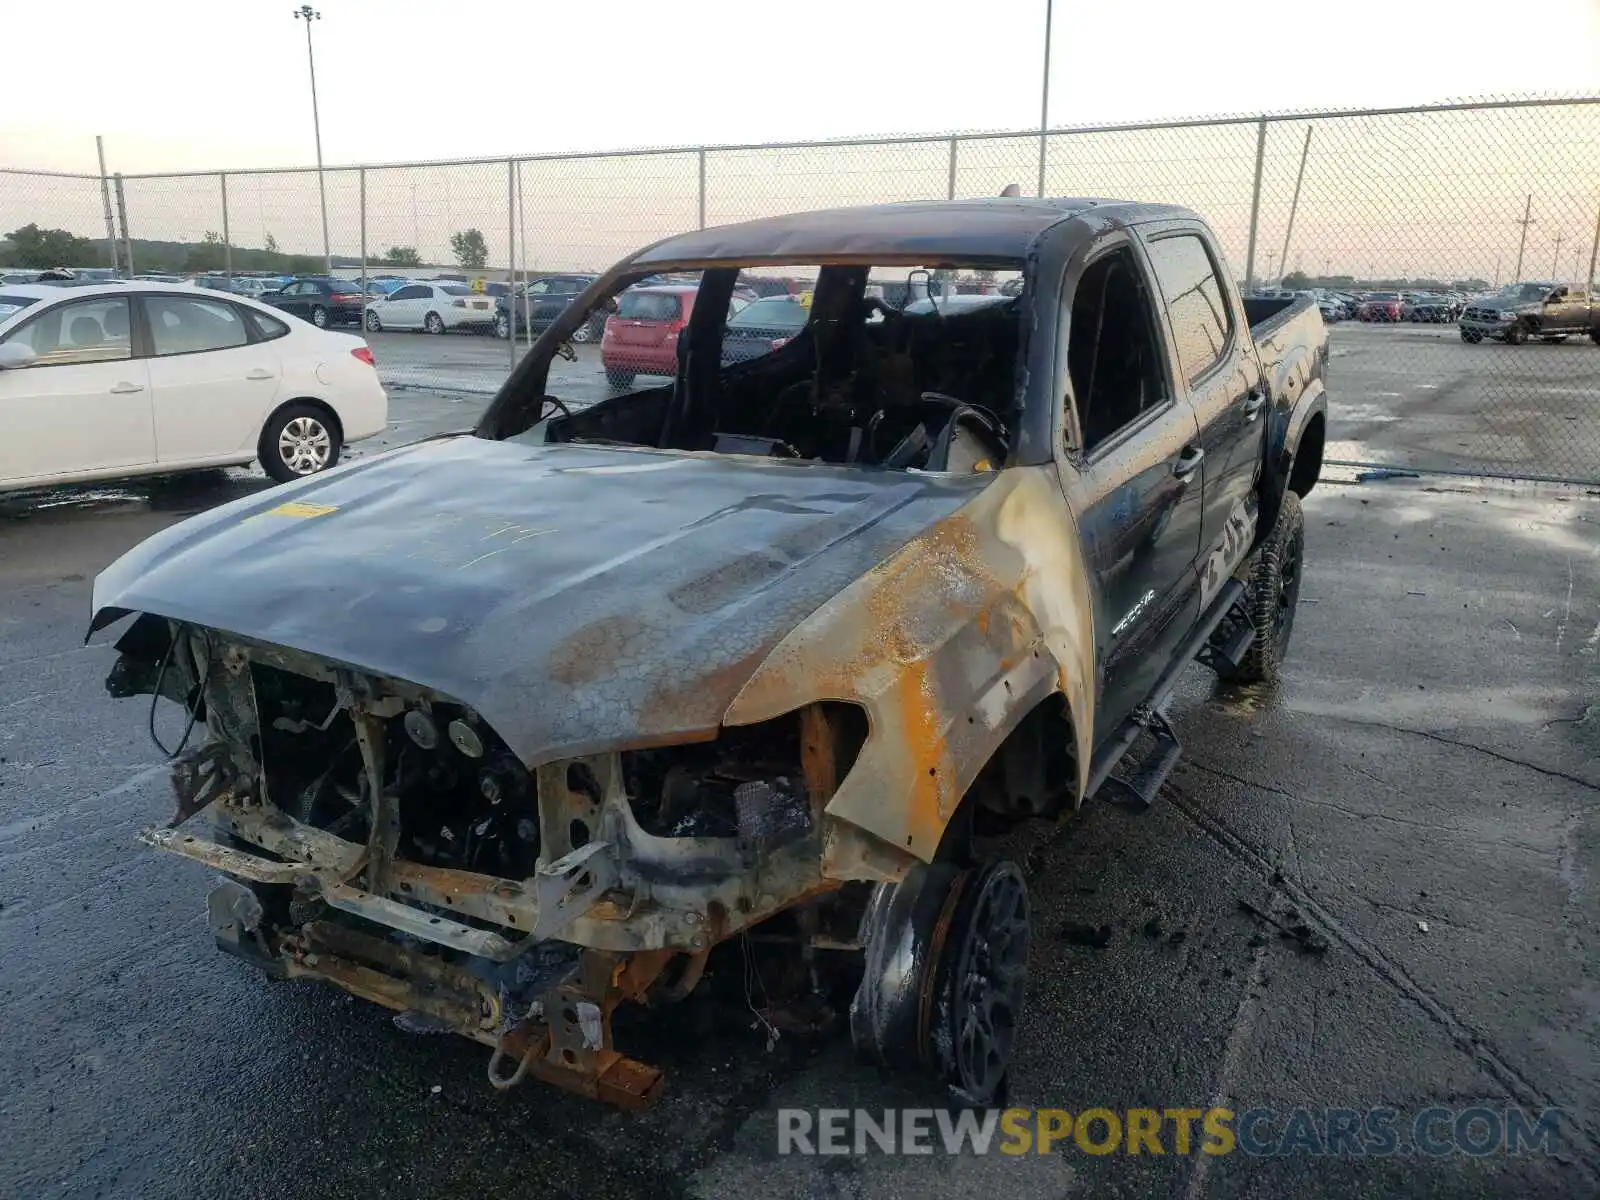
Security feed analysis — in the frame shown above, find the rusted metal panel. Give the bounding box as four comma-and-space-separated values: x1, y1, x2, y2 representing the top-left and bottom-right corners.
725, 466, 1095, 866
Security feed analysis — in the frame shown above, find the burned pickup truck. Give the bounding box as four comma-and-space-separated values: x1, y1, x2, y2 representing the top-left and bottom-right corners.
93, 197, 1326, 1108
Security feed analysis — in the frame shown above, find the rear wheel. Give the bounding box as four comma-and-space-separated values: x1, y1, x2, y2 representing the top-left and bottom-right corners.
605, 368, 635, 389
570, 315, 603, 344
1460, 329, 1482, 343
261, 403, 342, 483
494, 312, 511, 340
1216, 490, 1304, 685
310, 305, 329, 329
424, 311, 445, 334
1591, 328, 1600, 346
364, 310, 381, 332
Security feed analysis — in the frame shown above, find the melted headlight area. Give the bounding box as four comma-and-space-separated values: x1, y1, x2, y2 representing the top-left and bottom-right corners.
116, 619, 875, 1102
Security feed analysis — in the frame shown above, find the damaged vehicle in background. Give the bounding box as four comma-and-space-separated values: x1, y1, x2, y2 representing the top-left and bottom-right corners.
93, 195, 1327, 1109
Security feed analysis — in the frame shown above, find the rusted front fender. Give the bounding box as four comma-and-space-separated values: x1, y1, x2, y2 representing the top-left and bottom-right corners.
724, 466, 1096, 870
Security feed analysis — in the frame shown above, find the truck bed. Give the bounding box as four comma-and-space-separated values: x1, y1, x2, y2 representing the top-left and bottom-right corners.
1245, 294, 1325, 401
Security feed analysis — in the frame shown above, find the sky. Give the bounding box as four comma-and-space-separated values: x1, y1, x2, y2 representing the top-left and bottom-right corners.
1, 1, 1596, 282
1, 0, 1596, 174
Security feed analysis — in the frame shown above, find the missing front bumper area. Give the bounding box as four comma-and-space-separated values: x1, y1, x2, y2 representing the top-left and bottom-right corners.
202, 877, 665, 1108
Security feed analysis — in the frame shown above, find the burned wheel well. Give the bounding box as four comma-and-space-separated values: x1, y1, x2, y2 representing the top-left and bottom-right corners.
1289, 412, 1324, 497
942, 692, 1077, 861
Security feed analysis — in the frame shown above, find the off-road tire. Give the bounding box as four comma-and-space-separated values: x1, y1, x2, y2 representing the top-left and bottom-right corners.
1218, 490, 1304, 685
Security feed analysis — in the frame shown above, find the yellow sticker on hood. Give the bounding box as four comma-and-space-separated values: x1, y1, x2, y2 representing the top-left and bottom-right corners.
259, 501, 338, 520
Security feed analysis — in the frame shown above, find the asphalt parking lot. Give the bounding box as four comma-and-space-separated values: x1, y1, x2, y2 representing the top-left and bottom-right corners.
366, 320, 1600, 483
0, 381, 1596, 1197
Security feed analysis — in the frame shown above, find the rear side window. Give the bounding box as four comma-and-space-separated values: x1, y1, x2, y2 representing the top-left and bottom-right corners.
245, 309, 290, 341
0, 294, 39, 320
440, 285, 473, 296
145, 295, 249, 355
1143, 234, 1234, 384
618, 291, 682, 321
2, 295, 133, 365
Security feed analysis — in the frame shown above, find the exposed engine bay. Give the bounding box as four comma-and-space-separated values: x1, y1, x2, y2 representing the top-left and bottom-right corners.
528, 264, 1022, 475
114, 619, 884, 1107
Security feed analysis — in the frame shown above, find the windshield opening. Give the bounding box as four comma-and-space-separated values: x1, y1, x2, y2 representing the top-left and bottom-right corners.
496, 261, 1026, 476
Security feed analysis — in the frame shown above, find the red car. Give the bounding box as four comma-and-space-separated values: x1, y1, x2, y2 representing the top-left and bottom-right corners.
1357, 292, 1403, 322
600, 285, 699, 388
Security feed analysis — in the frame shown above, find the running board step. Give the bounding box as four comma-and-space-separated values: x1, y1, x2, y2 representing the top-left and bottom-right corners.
1101, 710, 1182, 812
1197, 609, 1257, 674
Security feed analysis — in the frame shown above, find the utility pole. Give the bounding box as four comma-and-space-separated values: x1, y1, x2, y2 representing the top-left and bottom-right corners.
294, 5, 332, 272
95, 136, 118, 274
1586, 205, 1599, 293
1550, 230, 1565, 281
1512, 194, 1534, 283
1036, 0, 1053, 199
1265, 250, 1278, 283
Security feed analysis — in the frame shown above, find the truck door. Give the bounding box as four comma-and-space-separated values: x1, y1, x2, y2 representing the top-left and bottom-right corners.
1543, 285, 1586, 334
1056, 236, 1206, 740
1140, 227, 1264, 586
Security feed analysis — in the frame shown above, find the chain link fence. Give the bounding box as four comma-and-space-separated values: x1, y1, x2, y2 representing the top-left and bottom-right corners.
2, 97, 1597, 482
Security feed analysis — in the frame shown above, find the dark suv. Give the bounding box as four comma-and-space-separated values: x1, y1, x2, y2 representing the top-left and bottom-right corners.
493, 273, 603, 341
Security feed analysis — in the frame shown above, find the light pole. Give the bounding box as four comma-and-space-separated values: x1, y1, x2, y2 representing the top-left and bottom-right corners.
1037, 0, 1052, 199
294, 5, 332, 273
1550, 230, 1565, 280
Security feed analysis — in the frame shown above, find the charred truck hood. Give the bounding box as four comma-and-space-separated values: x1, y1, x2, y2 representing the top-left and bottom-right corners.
91, 435, 992, 763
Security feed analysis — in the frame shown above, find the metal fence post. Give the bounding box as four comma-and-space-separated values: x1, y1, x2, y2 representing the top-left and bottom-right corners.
220, 172, 231, 278
697, 148, 707, 231
359, 166, 367, 315
517, 160, 531, 347
947, 136, 958, 200
1243, 118, 1267, 292
1277, 126, 1311, 280
508, 158, 517, 373
95, 136, 118, 274
113, 172, 133, 277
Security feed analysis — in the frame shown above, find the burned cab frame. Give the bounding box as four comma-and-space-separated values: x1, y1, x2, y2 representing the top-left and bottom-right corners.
95, 195, 1325, 1109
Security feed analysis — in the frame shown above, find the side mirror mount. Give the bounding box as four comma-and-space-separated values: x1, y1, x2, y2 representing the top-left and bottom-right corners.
0, 342, 37, 369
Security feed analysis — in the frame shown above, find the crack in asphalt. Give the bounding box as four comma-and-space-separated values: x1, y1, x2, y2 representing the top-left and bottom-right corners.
1323, 714, 1600, 793
1160, 782, 1600, 1177
1180, 758, 1550, 853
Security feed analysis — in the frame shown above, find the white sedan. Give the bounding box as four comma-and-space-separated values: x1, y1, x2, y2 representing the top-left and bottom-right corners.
363, 281, 496, 333
0, 282, 388, 489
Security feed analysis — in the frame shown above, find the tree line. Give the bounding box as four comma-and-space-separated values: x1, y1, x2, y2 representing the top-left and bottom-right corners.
1, 223, 493, 274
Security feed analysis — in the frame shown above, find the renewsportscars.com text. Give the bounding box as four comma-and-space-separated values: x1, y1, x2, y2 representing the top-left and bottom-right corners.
776, 1106, 1565, 1158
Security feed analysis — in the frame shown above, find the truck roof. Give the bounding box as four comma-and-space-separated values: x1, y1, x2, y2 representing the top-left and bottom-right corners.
632, 197, 1197, 266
